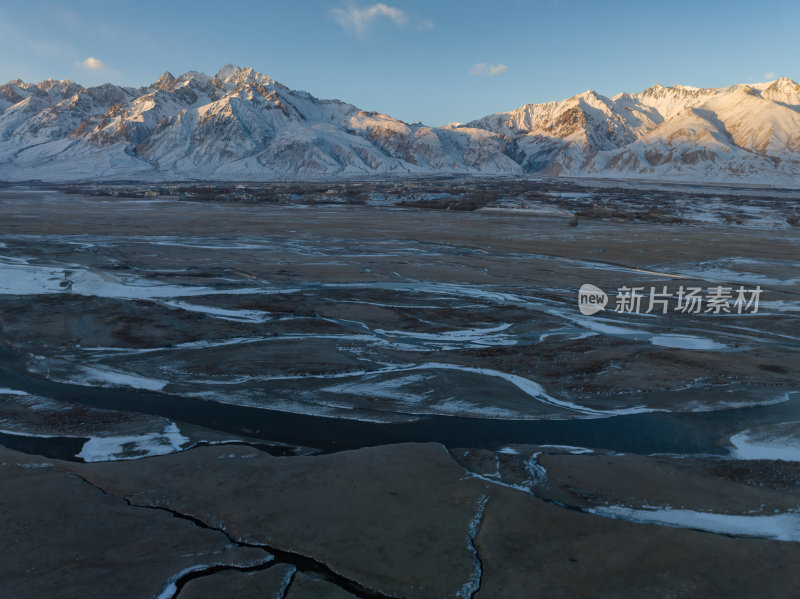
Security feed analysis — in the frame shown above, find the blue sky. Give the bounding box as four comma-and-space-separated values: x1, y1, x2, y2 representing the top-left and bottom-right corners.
1, 0, 798, 125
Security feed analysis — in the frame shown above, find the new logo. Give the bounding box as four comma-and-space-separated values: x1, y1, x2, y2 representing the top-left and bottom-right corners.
578, 284, 608, 315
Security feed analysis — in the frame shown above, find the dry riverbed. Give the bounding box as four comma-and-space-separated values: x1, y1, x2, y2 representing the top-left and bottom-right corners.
0, 183, 799, 597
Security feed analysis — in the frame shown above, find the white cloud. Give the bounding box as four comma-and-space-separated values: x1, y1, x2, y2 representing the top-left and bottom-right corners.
417, 17, 435, 31
470, 63, 508, 76
76, 56, 108, 70
763, 71, 777, 80
331, 3, 407, 37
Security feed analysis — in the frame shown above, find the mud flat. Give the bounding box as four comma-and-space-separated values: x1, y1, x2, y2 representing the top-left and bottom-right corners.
4, 443, 800, 598
0, 184, 799, 596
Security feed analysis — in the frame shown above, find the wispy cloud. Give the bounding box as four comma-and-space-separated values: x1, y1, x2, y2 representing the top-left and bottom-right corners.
764, 71, 777, 80
0, 12, 76, 68
417, 17, 435, 31
331, 3, 407, 37
470, 63, 508, 76
76, 56, 108, 70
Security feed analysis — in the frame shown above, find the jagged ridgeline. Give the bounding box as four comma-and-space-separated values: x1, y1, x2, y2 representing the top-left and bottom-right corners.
1, 64, 799, 182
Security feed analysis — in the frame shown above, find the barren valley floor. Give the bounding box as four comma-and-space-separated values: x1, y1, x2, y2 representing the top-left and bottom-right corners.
1, 183, 799, 598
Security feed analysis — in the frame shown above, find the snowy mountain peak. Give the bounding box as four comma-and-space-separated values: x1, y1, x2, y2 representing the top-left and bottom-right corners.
574, 89, 602, 101
763, 76, 799, 94
173, 70, 213, 89
208, 65, 276, 95
35, 78, 82, 97
639, 83, 677, 96
755, 76, 800, 106
37, 78, 70, 89
1, 70, 799, 184
215, 64, 243, 81
153, 71, 176, 90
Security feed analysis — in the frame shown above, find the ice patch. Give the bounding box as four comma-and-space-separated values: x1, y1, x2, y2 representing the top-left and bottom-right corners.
497, 446, 520, 455
666, 258, 800, 287
730, 425, 800, 462
73, 365, 168, 392
0, 428, 60, 438
759, 300, 800, 314
680, 391, 792, 412
538, 444, 594, 454
327, 281, 527, 304
416, 362, 655, 417
0, 387, 30, 396
650, 334, 727, 350
428, 398, 522, 419
374, 323, 516, 348
79, 336, 268, 357
163, 300, 272, 323
578, 320, 645, 336
591, 505, 800, 542
17, 394, 71, 411
0, 258, 298, 299
191, 361, 657, 419
322, 374, 431, 403
457, 494, 488, 599
155, 554, 274, 599
526, 452, 548, 486
77, 423, 189, 462
276, 565, 297, 597
545, 307, 649, 338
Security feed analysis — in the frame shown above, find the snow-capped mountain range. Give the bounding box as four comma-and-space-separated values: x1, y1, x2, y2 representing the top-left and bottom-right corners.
1, 64, 799, 183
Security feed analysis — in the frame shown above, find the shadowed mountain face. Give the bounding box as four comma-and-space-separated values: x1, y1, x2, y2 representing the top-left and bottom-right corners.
1, 65, 799, 183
